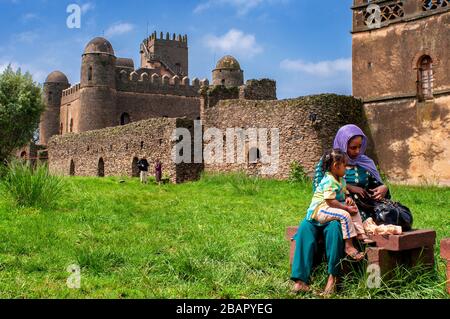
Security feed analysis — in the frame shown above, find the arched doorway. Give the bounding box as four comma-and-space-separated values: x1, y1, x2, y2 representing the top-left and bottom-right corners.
69, 160, 75, 176
98, 158, 105, 177
131, 157, 139, 177
120, 113, 131, 126
20, 151, 27, 160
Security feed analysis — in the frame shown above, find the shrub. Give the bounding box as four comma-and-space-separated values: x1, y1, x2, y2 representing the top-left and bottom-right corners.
0, 160, 66, 208
289, 161, 311, 184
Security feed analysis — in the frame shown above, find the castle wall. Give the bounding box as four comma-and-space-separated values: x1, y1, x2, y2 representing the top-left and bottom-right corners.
202, 94, 368, 179
364, 94, 450, 185
353, 7, 450, 99
115, 92, 201, 122
116, 69, 200, 97
48, 118, 202, 183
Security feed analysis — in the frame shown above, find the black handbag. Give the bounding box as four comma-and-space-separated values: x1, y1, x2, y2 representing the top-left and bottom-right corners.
373, 199, 413, 232
352, 195, 413, 232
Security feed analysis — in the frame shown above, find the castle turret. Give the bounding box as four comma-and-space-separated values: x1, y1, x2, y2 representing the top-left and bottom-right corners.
212, 55, 244, 88
40, 71, 70, 145
140, 31, 188, 77
79, 37, 117, 132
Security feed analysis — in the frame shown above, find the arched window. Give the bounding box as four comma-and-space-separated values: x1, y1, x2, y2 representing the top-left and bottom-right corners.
131, 157, 139, 177
120, 113, 131, 125
88, 66, 93, 81
48, 91, 53, 102
20, 151, 27, 160
69, 160, 75, 176
248, 147, 262, 164
60, 123, 63, 135
70, 119, 73, 133
98, 158, 105, 177
417, 55, 433, 101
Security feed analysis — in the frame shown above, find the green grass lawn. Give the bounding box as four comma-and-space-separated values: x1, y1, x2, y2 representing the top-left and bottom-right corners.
0, 173, 448, 299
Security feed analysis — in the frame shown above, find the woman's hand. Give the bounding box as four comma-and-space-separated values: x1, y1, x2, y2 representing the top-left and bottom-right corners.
370, 185, 389, 200
347, 184, 370, 199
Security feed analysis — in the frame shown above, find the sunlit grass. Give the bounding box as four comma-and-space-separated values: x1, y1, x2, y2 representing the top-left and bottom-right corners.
0, 173, 448, 298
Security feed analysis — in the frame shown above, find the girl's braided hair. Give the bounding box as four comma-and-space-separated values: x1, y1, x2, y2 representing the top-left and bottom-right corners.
321, 148, 347, 172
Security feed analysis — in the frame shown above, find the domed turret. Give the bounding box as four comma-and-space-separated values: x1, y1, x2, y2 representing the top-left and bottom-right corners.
79, 37, 117, 132
215, 55, 241, 71
40, 71, 70, 145
45, 71, 69, 84
212, 55, 244, 87
84, 37, 115, 55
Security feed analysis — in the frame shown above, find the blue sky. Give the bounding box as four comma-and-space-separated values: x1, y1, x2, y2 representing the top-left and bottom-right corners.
0, 0, 354, 99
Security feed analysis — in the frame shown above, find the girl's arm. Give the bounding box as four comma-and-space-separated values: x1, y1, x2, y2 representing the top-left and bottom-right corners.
325, 199, 358, 215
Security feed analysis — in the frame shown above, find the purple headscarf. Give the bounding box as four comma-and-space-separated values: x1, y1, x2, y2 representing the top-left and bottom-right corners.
333, 124, 382, 183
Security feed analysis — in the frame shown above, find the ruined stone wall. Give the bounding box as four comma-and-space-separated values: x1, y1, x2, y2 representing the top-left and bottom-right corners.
202, 94, 367, 179
239, 79, 277, 100
48, 118, 202, 183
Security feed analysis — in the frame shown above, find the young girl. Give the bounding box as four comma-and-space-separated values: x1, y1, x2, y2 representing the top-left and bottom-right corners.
306, 149, 370, 261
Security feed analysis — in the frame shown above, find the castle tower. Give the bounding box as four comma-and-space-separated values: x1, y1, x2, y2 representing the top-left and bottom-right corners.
79, 37, 117, 132
140, 31, 188, 77
40, 71, 70, 145
212, 55, 244, 87
351, 0, 450, 184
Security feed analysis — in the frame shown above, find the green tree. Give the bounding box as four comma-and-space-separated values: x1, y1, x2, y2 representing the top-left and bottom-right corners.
0, 65, 45, 162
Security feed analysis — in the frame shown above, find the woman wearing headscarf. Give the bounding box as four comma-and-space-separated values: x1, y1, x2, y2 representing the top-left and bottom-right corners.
313, 124, 390, 220
291, 124, 389, 296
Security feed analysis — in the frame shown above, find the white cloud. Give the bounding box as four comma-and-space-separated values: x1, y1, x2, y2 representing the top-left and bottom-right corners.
105, 22, 135, 38
81, 2, 95, 13
14, 31, 39, 44
280, 58, 352, 77
194, 0, 288, 16
204, 29, 263, 58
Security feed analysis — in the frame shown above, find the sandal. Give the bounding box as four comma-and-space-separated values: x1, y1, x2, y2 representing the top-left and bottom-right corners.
346, 250, 365, 261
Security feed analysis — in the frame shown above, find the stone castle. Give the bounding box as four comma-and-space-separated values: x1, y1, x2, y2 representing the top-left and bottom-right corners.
22, 1, 449, 185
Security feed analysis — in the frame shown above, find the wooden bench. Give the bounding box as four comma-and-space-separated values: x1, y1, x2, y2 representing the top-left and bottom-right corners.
440, 238, 450, 294
286, 226, 436, 277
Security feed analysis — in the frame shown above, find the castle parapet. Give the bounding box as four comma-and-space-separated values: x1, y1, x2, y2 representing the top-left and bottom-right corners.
116, 70, 203, 97
61, 83, 81, 104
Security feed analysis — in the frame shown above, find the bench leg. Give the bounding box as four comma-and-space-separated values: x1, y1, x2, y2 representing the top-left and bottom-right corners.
366, 247, 396, 278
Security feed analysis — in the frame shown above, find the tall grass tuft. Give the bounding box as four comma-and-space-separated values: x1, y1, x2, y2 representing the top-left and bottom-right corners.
0, 160, 66, 209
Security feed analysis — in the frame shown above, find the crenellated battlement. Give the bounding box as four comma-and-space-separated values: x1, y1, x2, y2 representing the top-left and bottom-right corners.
116, 68, 208, 97
61, 83, 81, 104
143, 31, 188, 46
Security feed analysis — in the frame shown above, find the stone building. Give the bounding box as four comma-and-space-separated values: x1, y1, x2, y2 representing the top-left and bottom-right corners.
352, 0, 450, 184
42, 1, 450, 184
